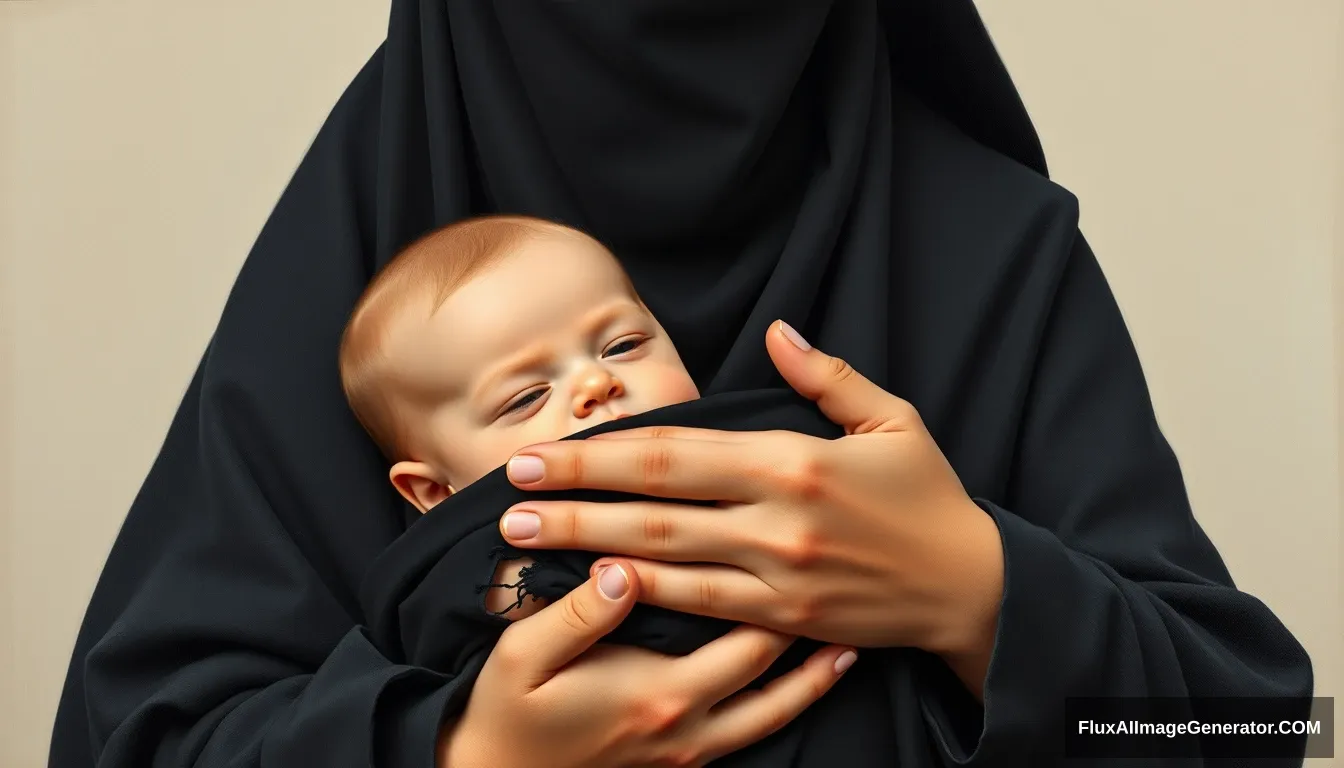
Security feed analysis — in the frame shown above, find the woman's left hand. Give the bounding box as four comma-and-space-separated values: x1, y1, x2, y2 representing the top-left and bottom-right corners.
498, 321, 1006, 693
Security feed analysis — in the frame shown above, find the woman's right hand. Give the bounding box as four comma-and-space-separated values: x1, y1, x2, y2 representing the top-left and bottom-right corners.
439, 561, 856, 768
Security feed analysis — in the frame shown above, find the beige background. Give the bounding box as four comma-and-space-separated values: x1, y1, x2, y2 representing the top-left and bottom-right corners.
2, 1, 1341, 765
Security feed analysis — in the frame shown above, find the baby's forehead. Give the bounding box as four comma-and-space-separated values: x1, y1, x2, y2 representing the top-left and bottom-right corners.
376, 310, 477, 404
451, 240, 639, 306
382, 259, 647, 389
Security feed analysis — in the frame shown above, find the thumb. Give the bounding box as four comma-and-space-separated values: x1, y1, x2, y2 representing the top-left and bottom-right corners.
509, 561, 638, 687
766, 320, 911, 435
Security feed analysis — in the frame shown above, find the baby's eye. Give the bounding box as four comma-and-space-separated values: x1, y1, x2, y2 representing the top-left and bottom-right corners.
603, 337, 646, 358
504, 388, 546, 415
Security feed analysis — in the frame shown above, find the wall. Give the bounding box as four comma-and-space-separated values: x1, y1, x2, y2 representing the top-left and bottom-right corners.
0, 2, 390, 765
1, 12, 16, 758
2, 1, 1340, 765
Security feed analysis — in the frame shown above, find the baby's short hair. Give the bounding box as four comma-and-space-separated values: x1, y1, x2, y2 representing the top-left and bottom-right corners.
339, 215, 588, 461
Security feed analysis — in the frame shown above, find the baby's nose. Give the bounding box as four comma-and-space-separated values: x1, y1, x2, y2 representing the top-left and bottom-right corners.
573, 370, 625, 417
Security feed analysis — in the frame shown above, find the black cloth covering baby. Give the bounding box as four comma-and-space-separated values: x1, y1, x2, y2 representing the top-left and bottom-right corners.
50, 1, 1313, 767
362, 388, 915, 767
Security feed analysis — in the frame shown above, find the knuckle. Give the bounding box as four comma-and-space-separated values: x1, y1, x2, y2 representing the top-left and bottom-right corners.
726, 689, 792, 742
768, 525, 824, 568
638, 564, 659, 595
770, 446, 829, 501
757, 701, 795, 738
782, 459, 827, 501
630, 695, 690, 737
773, 595, 821, 630
563, 450, 585, 486
826, 355, 857, 383
642, 511, 674, 551
744, 635, 784, 672
696, 577, 718, 613
893, 397, 921, 424
558, 592, 600, 634
639, 446, 675, 494
655, 745, 704, 768
559, 503, 582, 544
862, 398, 922, 434
808, 669, 831, 700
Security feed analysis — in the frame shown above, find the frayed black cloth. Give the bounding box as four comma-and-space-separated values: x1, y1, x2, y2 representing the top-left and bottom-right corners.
50, 2, 1313, 767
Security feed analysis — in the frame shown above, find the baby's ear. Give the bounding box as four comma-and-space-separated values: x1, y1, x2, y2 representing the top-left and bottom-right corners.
389, 462, 454, 514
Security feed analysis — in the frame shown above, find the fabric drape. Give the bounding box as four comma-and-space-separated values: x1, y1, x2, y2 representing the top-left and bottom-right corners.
49, 2, 1312, 766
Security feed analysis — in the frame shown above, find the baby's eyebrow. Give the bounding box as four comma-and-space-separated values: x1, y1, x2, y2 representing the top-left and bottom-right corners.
471, 347, 552, 402
577, 300, 645, 339
468, 300, 644, 402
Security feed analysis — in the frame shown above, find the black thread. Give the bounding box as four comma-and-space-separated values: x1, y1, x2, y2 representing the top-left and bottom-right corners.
476, 546, 545, 616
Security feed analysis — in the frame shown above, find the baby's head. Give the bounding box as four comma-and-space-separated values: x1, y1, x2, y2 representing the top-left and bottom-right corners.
340, 216, 700, 513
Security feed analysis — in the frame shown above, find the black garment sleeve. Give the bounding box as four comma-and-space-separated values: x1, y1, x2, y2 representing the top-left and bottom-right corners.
923, 234, 1314, 765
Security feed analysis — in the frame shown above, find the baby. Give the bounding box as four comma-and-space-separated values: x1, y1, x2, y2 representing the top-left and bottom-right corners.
339, 215, 701, 616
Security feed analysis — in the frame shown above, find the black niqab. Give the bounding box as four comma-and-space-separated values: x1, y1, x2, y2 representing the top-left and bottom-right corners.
50, 2, 1312, 767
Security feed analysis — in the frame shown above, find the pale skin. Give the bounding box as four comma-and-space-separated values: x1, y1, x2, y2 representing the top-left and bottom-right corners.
497, 323, 1006, 700
375, 233, 1005, 765
439, 564, 861, 768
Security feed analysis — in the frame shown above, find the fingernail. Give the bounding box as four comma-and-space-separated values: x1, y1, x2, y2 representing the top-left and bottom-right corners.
778, 321, 811, 351
833, 650, 857, 675
507, 455, 545, 484
501, 511, 541, 540
598, 564, 629, 600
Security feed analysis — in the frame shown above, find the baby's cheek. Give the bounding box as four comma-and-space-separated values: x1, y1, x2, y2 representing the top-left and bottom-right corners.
485, 557, 549, 620
647, 366, 700, 406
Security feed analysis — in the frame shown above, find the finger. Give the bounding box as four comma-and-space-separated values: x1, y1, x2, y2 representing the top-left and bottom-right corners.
597, 560, 780, 626
492, 596, 550, 621
506, 437, 778, 501
673, 624, 798, 705
500, 560, 639, 690
697, 645, 857, 762
766, 320, 914, 435
500, 501, 751, 567
588, 425, 754, 443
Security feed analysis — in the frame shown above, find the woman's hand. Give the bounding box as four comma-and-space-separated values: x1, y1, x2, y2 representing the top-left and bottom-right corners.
442, 559, 857, 768
497, 321, 1005, 696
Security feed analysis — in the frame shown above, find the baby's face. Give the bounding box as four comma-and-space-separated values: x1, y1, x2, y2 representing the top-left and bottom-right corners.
386, 233, 699, 501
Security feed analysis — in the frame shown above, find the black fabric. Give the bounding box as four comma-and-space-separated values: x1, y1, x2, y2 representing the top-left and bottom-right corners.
363, 390, 914, 768
49, 1, 1313, 767
363, 392, 841, 672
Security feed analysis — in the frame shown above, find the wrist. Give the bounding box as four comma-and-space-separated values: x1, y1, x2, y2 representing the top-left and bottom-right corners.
928, 499, 1004, 661
918, 499, 1003, 701
438, 717, 480, 768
